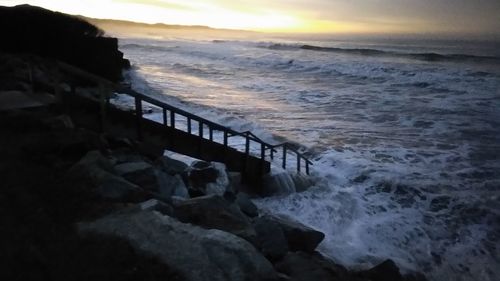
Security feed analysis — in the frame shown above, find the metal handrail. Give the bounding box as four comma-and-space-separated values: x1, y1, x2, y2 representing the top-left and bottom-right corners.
124, 89, 312, 175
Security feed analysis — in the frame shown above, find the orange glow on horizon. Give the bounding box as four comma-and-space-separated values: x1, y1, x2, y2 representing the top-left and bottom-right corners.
0, 0, 497, 35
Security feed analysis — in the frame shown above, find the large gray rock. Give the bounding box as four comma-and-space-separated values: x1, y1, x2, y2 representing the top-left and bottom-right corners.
156, 171, 189, 199
69, 150, 142, 200
173, 194, 256, 242
78, 210, 279, 281
261, 172, 295, 196
236, 192, 259, 218
253, 216, 288, 260
156, 155, 188, 175
274, 251, 349, 281
356, 259, 404, 281
291, 174, 314, 193
264, 214, 325, 252
114, 161, 158, 191
187, 161, 230, 196
114, 161, 152, 176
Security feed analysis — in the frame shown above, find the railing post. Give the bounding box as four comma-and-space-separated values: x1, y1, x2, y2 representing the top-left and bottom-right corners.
170, 110, 175, 128
209, 127, 213, 141
270, 146, 274, 160
223, 131, 228, 146
199, 121, 203, 138
245, 135, 250, 155
282, 145, 287, 169
135, 96, 143, 140
187, 117, 192, 134
306, 161, 310, 175
297, 154, 301, 173
162, 108, 167, 126
260, 143, 265, 160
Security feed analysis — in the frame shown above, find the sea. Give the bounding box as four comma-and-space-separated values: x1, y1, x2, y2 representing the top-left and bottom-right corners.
114, 31, 500, 281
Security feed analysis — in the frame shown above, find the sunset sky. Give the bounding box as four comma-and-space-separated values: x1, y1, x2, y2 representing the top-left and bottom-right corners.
1, 0, 499, 35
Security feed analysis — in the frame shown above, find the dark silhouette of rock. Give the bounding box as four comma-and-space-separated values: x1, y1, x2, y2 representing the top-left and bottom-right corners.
263, 214, 325, 252
357, 259, 403, 281
78, 209, 279, 281
173, 194, 257, 242
274, 251, 349, 281
0, 4, 130, 82
253, 216, 289, 260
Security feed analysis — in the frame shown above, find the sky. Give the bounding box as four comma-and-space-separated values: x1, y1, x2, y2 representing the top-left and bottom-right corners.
1, 0, 499, 35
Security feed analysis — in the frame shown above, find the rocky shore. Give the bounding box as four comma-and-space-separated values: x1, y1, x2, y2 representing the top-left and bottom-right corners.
0, 4, 427, 281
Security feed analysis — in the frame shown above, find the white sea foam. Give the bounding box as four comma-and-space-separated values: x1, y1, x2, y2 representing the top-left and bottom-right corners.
117, 35, 500, 281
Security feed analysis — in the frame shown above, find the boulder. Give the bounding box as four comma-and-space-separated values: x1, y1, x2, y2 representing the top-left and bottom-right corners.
95, 171, 144, 201
236, 192, 259, 218
263, 214, 324, 252
70, 150, 114, 174
274, 252, 349, 281
187, 161, 230, 196
114, 161, 158, 191
156, 171, 189, 199
253, 216, 288, 260
356, 259, 403, 281
173, 194, 256, 242
291, 174, 314, 193
139, 199, 174, 216
78, 209, 279, 281
115, 161, 152, 176
156, 155, 188, 175
69, 150, 143, 201
261, 172, 295, 196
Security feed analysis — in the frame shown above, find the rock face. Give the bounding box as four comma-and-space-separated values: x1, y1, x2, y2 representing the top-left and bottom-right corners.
274, 252, 349, 281
356, 259, 403, 281
261, 214, 325, 252
187, 161, 231, 196
0, 4, 129, 81
253, 216, 289, 260
173, 195, 256, 242
69, 150, 144, 201
78, 210, 279, 281
261, 171, 296, 196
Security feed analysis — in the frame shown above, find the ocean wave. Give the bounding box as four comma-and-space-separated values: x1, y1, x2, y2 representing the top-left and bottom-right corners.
255, 42, 500, 64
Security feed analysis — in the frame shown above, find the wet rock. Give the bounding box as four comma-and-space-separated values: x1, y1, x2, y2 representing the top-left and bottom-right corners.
235, 192, 259, 217
156, 171, 189, 199
115, 161, 158, 191
115, 161, 152, 176
187, 161, 230, 196
261, 171, 295, 196
274, 251, 349, 281
139, 199, 174, 216
78, 209, 279, 281
96, 173, 143, 201
69, 150, 143, 201
264, 214, 325, 252
253, 216, 288, 260
156, 155, 188, 176
173, 194, 256, 242
291, 174, 314, 192
357, 259, 403, 281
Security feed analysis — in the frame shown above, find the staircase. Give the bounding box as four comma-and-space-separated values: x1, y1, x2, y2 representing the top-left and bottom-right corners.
58, 61, 312, 187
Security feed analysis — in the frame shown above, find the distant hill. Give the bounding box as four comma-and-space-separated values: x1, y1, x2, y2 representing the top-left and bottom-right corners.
83, 17, 217, 31
82, 16, 258, 38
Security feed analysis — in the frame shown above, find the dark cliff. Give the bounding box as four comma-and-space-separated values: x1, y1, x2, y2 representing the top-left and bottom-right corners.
0, 4, 130, 82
